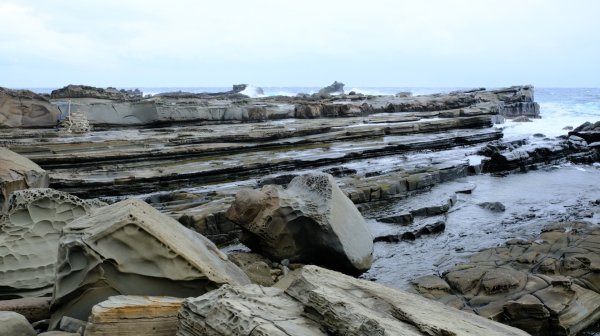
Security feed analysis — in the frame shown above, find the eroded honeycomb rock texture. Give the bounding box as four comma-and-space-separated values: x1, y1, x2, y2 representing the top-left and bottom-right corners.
50, 198, 250, 327
0, 148, 49, 211
412, 221, 600, 336
176, 266, 528, 336
85, 295, 183, 336
226, 173, 373, 275
0, 188, 102, 299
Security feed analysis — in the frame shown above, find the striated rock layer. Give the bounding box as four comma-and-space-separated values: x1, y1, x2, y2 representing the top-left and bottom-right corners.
176, 265, 528, 336
412, 221, 600, 336
85, 295, 183, 336
226, 173, 373, 275
0, 188, 102, 299
50, 198, 250, 327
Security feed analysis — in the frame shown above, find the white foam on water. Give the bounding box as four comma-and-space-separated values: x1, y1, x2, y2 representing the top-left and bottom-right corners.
502, 100, 600, 139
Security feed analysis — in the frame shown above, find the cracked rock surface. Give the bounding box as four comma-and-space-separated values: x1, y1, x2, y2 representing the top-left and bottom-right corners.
412, 221, 600, 336
176, 265, 528, 336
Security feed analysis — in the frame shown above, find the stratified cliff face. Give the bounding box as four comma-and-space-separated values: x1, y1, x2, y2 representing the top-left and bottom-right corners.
0, 88, 60, 128
42, 84, 539, 127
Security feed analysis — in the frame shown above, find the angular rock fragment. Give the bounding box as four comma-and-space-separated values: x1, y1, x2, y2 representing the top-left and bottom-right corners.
85, 296, 183, 336
226, 173, 373, 275
0, 188, 102, 298
50, 198, 250, 327
176, 266, 528, 336
0, 148, 49, 210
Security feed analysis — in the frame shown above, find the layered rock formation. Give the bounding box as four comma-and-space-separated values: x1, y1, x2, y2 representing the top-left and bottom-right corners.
33, 84, 536, 127
0, 87, 60, 128
226, 173, 373, 275
412, 221, 600, 336
176, 265, 528, 336
50, 198, 250, 327
0, 188, 102, 299
0, 148, 49, 210
85, 296, 183, 336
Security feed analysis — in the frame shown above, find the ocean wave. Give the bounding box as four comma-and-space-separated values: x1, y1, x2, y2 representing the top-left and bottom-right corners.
239, 85, 266, 98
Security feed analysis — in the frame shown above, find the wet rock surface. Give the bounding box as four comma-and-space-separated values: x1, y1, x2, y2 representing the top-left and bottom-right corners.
412, 221, 600, 335
176, 265, 528, 336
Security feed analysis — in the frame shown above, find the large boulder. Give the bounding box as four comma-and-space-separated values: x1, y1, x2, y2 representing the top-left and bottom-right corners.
0, 189, 102, 299
85, 296, 183, 336
0, 148, 49, 210
226, 173, 373, 275
0, 311, 36, 336
50, 198, 250, 327
0, 87, 60, 127
176, 265, 528, 336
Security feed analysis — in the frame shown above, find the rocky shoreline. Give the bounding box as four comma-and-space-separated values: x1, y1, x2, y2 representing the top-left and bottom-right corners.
0, 83, 599, 335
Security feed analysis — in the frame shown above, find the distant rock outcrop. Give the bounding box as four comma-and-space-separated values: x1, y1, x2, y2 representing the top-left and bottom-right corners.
0, 87, 60, 128
176, 265, 529, 336
50, 85, 143, 101
316, 81, 344, 97
226, 173, 373, 275
50, 198, 250, 327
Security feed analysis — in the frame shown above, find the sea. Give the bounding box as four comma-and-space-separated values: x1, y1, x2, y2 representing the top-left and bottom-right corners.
26, 86, 600, 137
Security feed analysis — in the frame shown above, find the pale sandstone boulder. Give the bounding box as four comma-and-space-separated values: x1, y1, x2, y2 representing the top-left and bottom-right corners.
0, 189, 102, 298
0, 87, 60, 128
176, 265, 528, 336
0, 148, 49, 210
0, 311, 36, 336
226, 173, 373, 275
50, 198, 250, 327
84, 296, 183, 336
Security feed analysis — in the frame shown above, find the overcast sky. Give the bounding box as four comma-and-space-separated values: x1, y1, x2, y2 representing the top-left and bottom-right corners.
1, 0, 599, 88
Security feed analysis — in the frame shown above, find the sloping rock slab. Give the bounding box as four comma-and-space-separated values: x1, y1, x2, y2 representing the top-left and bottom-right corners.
176, 265, 528, 336
50, 198, 250, 327
226, 173, 373, 275
85, 295, 183, 336
0, 188, 102, 299
0, 148, 49, 210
